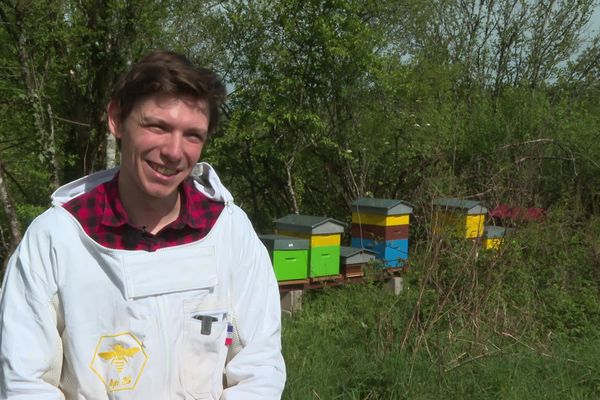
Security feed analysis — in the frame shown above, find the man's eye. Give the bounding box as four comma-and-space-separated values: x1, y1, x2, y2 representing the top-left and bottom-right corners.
187, 133, 206, 143
147, 125, 166, 133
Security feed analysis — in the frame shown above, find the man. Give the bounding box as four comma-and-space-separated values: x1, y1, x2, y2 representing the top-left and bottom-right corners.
0, 51, 286, 399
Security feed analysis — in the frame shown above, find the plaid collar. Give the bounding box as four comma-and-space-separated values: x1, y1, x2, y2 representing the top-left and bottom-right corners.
100, 172, 207, 231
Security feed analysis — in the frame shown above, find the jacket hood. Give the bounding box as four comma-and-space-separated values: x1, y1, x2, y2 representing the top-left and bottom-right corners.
51, 162, 234, 206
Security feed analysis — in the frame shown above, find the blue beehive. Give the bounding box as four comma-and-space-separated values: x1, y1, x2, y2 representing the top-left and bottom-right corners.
350, 237, 408, 267
350, 198, 413, 268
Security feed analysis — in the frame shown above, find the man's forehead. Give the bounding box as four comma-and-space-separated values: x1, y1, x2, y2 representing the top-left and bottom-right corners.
134, 93, 209, 115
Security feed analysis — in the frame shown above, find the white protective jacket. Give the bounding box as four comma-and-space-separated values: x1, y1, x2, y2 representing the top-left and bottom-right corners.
0, 163, 285, 400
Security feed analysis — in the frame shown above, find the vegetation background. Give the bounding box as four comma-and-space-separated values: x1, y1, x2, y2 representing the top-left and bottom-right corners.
1, 0, 600, 398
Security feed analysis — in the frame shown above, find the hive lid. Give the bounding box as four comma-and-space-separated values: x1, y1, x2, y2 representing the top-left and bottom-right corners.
340, 246, 377, 264
274, 214, 346, 235
433, 197, 488, 214
351, 197, 413, 215
484, 225, 512, 238
259, 234, 310, 251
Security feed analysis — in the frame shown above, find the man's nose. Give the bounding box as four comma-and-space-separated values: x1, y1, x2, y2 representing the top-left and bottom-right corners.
162, 133, 184, 162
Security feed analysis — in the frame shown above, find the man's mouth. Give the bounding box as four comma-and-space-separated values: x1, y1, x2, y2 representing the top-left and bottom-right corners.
148, 161, 178, 177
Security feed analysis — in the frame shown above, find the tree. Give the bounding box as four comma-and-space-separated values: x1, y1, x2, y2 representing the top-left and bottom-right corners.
206, 0, 413, 227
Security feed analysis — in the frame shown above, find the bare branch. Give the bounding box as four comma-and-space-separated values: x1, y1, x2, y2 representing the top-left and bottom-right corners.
51, 115, 91, 127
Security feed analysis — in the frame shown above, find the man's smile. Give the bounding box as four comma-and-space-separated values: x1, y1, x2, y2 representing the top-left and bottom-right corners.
147, 161, 178, 177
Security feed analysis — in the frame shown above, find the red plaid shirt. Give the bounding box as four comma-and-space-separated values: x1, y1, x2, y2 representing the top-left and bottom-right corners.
62, 173, 224, 251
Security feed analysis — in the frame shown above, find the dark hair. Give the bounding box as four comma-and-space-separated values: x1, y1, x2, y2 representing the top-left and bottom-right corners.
110, 50, 226, 135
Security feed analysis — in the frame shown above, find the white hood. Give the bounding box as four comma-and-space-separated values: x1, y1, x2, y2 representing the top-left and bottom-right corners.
51, 162, 234, 206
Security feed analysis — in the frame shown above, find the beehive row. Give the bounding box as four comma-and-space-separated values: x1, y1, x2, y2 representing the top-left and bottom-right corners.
258, 197, 413, 282
261, 197, 512, 283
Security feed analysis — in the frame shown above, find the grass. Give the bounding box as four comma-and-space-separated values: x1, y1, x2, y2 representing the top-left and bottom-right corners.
280, 210, 600, 399
281, 283, 600, 399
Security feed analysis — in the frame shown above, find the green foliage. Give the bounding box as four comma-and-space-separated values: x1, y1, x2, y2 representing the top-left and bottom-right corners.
282, 284, 416, 399
207, 0, 409, 227
283, 206, 600, 399
2, 0, 600, 236
283, 287, 600, 399
405, 205, 600, 346
16, 204, 48, 227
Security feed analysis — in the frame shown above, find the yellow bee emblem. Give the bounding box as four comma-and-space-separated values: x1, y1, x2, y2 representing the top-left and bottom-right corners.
98, 344, 141, 373
91, 332, 148, 392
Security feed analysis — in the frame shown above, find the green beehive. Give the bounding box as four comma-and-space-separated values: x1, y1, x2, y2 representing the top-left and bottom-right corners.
259, 234, 309, 281
274, 214, 346, 278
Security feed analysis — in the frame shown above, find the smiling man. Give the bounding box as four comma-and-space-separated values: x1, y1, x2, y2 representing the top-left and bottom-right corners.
0, 51, 285, 399
110, 93, 209, 234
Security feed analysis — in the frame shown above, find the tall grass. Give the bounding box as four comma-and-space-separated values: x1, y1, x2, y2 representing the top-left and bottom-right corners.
281, 208, 600, 399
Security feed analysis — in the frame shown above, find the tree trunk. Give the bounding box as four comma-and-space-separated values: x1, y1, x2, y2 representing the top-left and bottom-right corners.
10, 6, 61, 189
105, 133, 117, 169
47, 104, 61, 186
285, 157, 300, 214
0, 159, 22, 274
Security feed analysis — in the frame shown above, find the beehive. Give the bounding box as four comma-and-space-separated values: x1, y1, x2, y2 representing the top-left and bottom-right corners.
350, 198, 413, 267
274, 215, 345, 278
483, 226, 511, 250
432, 198, 487, 239
339, 246, 377, 279
259, 234, 309, 281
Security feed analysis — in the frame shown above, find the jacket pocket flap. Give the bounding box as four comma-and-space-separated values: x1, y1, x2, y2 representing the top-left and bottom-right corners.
123, 246, 217, 298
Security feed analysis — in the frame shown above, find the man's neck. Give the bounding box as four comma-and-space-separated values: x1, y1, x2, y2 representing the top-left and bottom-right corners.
129, 199, 180, 235
118, 182, 182, 235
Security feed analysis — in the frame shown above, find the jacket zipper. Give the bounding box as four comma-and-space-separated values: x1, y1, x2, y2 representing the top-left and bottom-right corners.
157, 296, 171, 397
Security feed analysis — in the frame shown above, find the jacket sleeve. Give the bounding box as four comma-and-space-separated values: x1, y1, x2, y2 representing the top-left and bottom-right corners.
0, 226, 64, 399
222, 213, 286, 400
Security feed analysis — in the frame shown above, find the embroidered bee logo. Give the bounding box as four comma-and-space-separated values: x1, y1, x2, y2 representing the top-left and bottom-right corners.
90, 332, 148, 392
98, 344, 141, 373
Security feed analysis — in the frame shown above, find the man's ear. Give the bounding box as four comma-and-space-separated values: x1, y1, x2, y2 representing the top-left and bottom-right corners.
107, 101, 123, 139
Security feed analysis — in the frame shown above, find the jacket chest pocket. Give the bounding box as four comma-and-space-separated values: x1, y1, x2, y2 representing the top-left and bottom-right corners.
182, 300, 230, 400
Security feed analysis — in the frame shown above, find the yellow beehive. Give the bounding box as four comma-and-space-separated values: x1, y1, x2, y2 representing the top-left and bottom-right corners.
276, 231, 341, 247
483, 226, 511, 250
351, 212, 410, 227
432, 198, 487, 239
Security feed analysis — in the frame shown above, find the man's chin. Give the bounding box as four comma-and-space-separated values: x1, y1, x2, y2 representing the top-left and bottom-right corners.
141, 183, 181, 201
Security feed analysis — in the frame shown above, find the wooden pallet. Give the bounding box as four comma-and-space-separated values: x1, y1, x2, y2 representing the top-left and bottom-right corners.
278, 274, 348, 293
381, 266, 407, 278
342, 275, 365, 284
308, 274, 344, 289
278, 279, 310, 293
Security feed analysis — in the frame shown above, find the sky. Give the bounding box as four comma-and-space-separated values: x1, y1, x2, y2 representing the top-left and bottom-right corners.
590, 5, 600, 36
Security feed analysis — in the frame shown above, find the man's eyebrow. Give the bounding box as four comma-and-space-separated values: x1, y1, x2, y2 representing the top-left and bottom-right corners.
139, 115, 207, 135
139, 115, 169, 126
